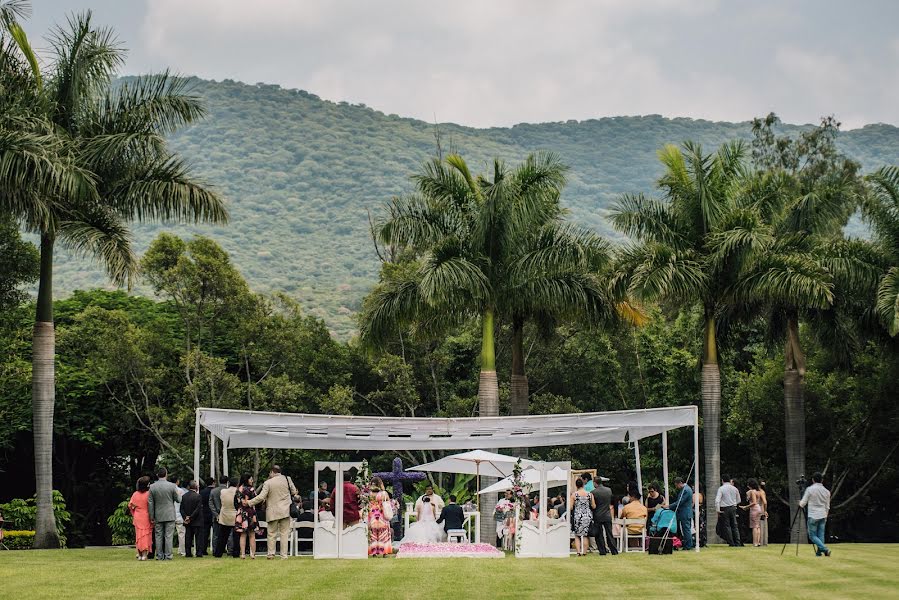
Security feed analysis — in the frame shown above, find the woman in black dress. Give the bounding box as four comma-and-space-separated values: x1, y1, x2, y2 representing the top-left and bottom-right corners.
234, 473, 261, 559
645, 483, 665, 528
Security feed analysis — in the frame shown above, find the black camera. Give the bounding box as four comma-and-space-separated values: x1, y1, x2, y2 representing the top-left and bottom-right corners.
796, 475, 809, 491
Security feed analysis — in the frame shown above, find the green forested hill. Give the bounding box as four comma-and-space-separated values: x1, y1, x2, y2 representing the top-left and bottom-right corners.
50, 78, 899, 338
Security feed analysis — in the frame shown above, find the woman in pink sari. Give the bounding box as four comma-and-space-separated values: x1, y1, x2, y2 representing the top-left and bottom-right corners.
129, 476, 152, 560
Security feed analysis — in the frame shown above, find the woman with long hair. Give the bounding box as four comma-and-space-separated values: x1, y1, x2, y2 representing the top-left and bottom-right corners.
233, 473, 260, 559
367, 477, 393, 557
129, 476, 153, 560
741, 478, 765, 547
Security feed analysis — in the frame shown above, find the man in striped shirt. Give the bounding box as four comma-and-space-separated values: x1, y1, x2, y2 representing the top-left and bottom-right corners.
715, 474, 742, 546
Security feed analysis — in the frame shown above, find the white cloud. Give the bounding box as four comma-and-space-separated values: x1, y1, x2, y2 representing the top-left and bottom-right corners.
122, 0, 899, 128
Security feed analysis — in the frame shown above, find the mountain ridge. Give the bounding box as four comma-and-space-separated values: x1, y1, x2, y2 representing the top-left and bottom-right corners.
48, 77, 899, 338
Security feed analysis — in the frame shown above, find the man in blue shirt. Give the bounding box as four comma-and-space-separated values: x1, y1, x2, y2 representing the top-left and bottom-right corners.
669, 477, 694, 550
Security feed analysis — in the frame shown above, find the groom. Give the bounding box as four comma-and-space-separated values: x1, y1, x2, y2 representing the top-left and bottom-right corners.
437, 495, 465, 534
415, 484, 445, 515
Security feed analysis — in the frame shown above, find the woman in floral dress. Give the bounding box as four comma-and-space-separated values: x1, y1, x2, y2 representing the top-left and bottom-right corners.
570, 477, 596, 556
128, 476, 152, 560
234, 473, 261, 559
367, 477, 393, 557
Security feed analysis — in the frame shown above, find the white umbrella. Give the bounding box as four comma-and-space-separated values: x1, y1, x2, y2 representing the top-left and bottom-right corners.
477, 466, 569, 495
411, 450, 537, 512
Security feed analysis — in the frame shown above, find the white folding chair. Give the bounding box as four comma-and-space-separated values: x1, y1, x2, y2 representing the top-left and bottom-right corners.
292, 521, 315, 556
622, 519, 647, 552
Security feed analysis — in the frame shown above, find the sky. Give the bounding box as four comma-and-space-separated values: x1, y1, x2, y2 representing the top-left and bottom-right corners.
20, 0, 899, 129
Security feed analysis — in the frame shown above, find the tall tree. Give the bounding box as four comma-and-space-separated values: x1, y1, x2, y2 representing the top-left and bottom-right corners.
865, 166, 899, 336
746, 114, 864, 542
362, 152, 569, 541
2, 8, 227, 547
610, 140, 752, 540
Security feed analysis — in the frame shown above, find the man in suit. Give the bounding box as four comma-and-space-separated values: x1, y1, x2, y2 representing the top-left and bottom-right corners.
590, 475, 617, 555
249, 465, 298, 559
148, 467, 180, 560
198, 479, 215, 556
179, 480, 204, 557
669, 477, 694, 550
213, 477, 239, 558
208, 475, 227, 553
437, 494, 465, 535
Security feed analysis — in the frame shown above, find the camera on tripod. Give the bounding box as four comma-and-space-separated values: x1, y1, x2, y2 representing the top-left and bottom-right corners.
796, 475, 809, 492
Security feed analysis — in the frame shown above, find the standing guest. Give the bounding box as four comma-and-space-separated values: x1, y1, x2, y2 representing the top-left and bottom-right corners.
799, 472, 831, 557
494, 490, 514, 548
179, 480, 204, 557
758, 481, 769, 546
317, 481, 329, 501
330, 478, 361, 527
570, 478, 596, 557
234, 473, 261, 559
173, 476, 187, 556
198, 478, 215, 556
590, 475, 617, 556
249, 465, 298, 560
715, 474, 742, 546
741, 478, 765, 547
208, 476, 227, 553
645, 483, 665, 525
668, 477, 694, 550
129, 476, 153, 561
696, 485, 707, 547
581, 472, 595, 493
148, 467, 180, 561
367, 477, 394, 557
213, 477, 239, 558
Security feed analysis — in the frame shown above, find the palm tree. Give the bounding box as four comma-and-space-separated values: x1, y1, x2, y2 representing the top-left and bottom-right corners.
3, 9, 227, 547
610, 140, 752, 541
741, 115, 867, 542
865, 166, 899, 335
362, 151, 569, 541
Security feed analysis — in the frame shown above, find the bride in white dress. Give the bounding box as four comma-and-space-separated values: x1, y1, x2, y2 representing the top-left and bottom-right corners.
402, 496, 446, 543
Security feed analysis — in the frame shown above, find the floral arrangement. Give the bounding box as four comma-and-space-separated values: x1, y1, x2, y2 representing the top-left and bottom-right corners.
354, 459, 373, 537
509, 458, 532, 552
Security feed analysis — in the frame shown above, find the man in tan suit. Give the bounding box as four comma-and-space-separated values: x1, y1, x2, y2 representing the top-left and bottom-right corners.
213, 477, 239, 558
249, 465, 298, 559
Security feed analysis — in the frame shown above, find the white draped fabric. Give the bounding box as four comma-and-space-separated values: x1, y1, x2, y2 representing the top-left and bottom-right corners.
197, 406, 696, 451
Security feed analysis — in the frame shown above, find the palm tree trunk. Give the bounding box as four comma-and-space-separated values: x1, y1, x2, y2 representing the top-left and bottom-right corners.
32, 234, 60, 549
701, 315, 722, 544
478, 308, 500, 545
510, 315, 529, 458
784, 315, 807, 544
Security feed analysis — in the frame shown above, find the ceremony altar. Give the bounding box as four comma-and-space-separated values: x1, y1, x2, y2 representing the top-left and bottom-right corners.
194, 404, 701, 558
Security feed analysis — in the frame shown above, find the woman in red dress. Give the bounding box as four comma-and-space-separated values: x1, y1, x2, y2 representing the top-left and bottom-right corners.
129, 476, 152, 560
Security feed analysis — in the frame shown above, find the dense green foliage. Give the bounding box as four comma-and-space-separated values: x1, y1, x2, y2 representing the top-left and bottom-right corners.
45, 77, 899, 338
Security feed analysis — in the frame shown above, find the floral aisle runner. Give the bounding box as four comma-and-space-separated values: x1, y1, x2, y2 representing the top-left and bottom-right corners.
395, 542, 505, 558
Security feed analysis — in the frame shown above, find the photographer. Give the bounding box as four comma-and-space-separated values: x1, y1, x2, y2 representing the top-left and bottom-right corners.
799, 472, 831, 557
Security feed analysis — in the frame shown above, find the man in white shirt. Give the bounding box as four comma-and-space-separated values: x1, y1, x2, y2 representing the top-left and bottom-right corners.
715, 474, 742, 546
799, 472, 831, 557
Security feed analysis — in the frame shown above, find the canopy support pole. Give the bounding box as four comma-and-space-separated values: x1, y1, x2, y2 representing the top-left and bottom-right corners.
210, 434, 217, 481
694, 409, 700, 553
634, 438, 643, 497
223, 444, 229, 478
193, 409, 201, 481
662, 431, 669, 502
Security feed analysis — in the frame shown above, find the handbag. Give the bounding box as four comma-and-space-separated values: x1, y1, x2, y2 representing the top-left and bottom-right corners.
382, 498, 395, 520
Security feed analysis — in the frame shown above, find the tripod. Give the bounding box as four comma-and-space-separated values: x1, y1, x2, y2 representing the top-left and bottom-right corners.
780, 505, 806, 556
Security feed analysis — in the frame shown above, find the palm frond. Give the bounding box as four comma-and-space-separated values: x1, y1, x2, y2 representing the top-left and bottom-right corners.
57, 205, 135, 285
876, 267, 899, 336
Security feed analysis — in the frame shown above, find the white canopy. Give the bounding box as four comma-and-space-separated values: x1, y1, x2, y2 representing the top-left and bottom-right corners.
411, 450, 537, 478
197, 405, 697, 451
477, 465, 569, 494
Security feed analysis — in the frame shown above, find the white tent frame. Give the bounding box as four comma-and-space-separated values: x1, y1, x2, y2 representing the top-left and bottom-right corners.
194, 404, 701, 554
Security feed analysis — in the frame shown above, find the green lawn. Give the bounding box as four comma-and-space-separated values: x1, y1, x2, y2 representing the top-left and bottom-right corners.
1, 545, 895, 599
